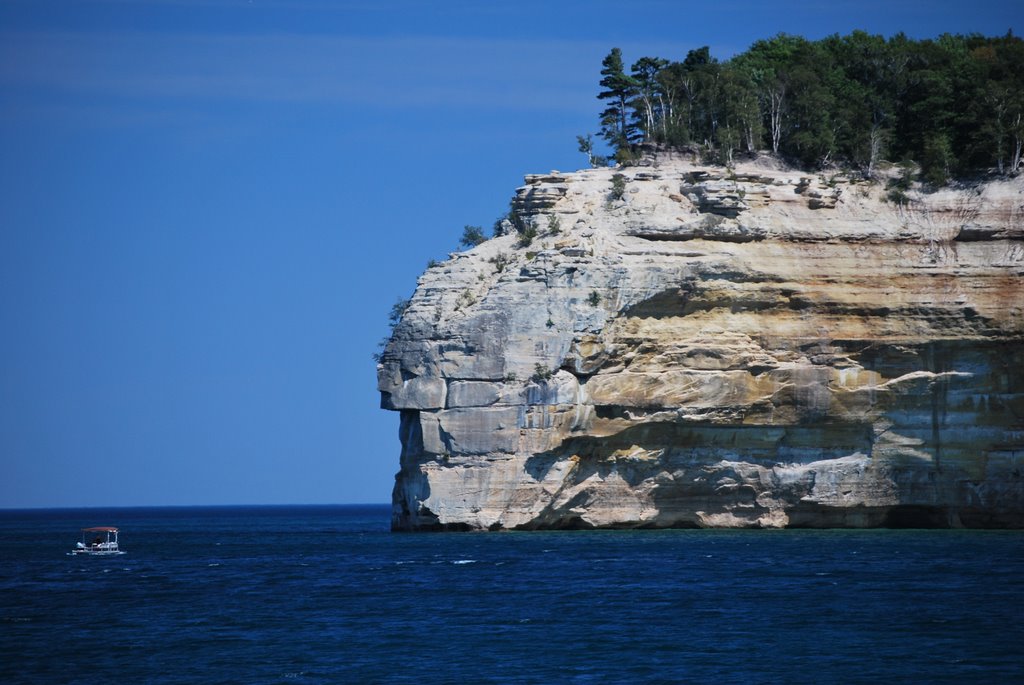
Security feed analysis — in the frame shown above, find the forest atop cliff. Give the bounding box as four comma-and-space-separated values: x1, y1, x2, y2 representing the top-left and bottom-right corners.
592, 31, 1023, 183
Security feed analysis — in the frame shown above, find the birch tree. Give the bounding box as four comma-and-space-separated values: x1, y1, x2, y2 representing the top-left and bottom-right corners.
630, 57, 669, 142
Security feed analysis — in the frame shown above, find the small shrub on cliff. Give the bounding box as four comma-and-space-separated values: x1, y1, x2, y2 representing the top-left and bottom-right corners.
493, 216, 512, 237
508, 205, 526, 233
517, 224, 538, 248
389, 298, 410, 326
456, 289, 476, 310
547, 214, 562, 234
587, 290, 602, 306
371, 337, 389, 364
530, 364, 554, 383
489, 252, 512, 273
886, 188, 910, 205
610, 173, 627, 201
373, 297, 411, 363
885, 164, 915, 205
460, 225, 486, 248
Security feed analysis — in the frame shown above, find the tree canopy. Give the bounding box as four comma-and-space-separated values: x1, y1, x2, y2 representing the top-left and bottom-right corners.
593, 31, 1024, 180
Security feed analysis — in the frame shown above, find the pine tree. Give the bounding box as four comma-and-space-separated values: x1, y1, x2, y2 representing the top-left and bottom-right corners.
597, 48, 639, 154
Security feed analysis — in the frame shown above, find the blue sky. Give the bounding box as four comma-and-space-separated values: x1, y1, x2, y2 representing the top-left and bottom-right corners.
1, 0, 1018, 508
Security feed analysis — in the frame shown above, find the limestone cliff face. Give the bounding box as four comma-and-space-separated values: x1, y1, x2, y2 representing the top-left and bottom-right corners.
378, 153, 1024, 530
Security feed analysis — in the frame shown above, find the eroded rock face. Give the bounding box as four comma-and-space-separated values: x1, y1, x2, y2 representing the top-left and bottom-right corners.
378, 155, 1024, 530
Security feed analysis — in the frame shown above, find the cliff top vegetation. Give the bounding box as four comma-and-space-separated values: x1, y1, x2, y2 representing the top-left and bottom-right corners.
590, 30, 1023, 184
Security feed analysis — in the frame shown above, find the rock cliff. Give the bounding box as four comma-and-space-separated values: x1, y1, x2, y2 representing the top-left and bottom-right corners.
378, 152, 1024, 530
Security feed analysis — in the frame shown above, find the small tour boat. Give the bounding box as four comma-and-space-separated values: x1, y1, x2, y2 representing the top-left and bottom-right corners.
70, 527, 125, 556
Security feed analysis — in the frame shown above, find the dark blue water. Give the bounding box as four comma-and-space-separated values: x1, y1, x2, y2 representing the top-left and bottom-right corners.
2, 505, 1021, 684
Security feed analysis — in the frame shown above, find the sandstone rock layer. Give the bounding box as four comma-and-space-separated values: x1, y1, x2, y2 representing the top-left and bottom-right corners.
378, 155, 1024, 530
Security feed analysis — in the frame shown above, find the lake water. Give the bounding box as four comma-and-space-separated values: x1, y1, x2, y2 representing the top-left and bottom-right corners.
2, 505, 1021, 684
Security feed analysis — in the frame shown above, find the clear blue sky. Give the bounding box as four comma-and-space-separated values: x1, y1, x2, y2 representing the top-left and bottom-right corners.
1, 0, 1018, 508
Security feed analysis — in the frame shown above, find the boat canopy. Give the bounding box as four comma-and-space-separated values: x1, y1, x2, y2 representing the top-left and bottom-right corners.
82, 527, 119, 532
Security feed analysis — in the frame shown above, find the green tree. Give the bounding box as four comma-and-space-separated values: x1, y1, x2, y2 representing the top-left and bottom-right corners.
962, 35, 1024, 173
655, 63, 691, 145
819, 31, 896, 174
890, 35, 961, 170
630, 56, 669, 142
576, 133, 608, 167
778, 41, 836, 166
598, 48, 639, 153
720, 64, 762, 155
460, 225, 486, 248
736, 34, 808, 154
389, 297, 410, 326
678, 47, 722, 147
922, 133, 954, 185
